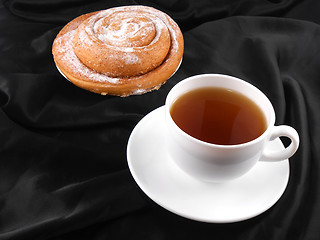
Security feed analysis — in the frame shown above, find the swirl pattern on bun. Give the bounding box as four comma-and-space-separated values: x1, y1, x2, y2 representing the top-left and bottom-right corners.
52, 5, 184, 96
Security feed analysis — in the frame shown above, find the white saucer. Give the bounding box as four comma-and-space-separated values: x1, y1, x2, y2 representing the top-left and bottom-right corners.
127, 106, 290, 223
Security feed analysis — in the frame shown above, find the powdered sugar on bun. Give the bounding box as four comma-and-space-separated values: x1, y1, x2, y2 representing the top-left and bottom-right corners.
52, 5, 184, 96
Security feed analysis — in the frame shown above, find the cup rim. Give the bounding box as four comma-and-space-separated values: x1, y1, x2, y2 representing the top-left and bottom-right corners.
165, 73, 276, 149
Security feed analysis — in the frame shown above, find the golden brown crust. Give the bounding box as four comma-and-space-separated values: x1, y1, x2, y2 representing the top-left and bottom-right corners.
52, 5, 184, 96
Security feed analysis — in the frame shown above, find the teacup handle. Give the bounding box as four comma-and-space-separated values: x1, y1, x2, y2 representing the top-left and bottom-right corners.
261, 125, 300, 161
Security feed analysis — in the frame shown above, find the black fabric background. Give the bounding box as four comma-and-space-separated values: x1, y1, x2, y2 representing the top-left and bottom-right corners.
0, 0, 319, 239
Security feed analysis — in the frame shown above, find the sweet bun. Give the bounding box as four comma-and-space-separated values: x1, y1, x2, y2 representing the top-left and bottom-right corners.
52, 5, 184, 96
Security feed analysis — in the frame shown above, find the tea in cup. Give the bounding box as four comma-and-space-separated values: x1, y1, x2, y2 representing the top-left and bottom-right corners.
165, 74, 299, 182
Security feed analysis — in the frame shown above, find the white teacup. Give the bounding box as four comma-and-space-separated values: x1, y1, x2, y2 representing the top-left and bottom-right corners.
165, 74, 300, 182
